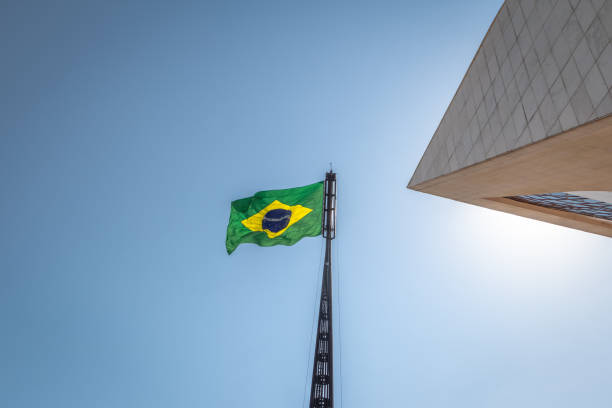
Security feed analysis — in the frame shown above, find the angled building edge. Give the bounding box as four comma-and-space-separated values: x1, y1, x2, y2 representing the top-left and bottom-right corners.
409, 0, 612, 237
409, 114, 612, 237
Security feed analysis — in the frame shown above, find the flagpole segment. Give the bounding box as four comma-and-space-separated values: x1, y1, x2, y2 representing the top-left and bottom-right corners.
309, 171, 336, 408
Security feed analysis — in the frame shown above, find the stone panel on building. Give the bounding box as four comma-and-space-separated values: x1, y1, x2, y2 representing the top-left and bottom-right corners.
409, 0, 612, 187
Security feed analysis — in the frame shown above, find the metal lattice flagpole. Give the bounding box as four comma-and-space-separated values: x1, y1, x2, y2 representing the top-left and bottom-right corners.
309, 171, 336, 408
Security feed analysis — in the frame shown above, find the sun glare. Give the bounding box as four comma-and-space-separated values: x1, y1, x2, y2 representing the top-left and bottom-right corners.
452, 204, 592, 298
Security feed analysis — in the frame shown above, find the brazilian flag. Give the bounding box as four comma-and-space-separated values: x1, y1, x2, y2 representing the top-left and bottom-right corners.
226, 181, 324, 254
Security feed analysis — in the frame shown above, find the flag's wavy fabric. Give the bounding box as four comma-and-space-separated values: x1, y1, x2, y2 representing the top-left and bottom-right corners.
226, 181, 323, 254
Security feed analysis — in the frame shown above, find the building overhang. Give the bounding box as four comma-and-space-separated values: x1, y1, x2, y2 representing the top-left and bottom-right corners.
408, 115, 612, 237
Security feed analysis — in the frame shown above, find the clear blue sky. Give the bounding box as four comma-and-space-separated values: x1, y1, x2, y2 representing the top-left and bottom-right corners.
2, 1, 612, 407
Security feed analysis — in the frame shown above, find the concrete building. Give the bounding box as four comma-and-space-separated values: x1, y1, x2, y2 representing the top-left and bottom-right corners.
409, 0, 612, 237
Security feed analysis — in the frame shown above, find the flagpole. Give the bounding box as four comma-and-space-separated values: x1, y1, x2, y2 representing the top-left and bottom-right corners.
309, 171, 336, 408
